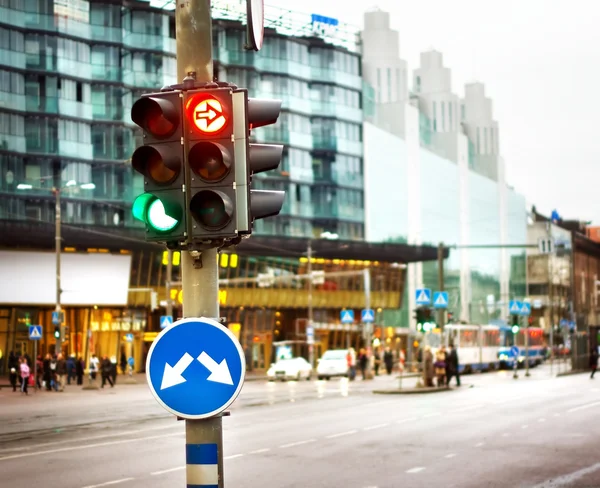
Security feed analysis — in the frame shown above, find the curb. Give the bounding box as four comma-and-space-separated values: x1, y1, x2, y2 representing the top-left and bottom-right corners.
556, 369, 589, 377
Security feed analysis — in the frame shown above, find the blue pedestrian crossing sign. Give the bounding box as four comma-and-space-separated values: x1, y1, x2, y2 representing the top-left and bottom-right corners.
125, 333, 134, 343
340, 310, 355, 323
361, 309, 375, 323
509, 300, 523, 315
415, 288, 432, 305
519, 302, 531, 316
28, 325, 42, 340
146, 317, 246, 419
433, 291, 449, 309
160, 315, 173, 329
51, 311, 64, 325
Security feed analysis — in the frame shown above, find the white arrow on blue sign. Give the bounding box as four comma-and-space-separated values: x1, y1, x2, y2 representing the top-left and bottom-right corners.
146, 317, 246, 419
433, 291, 449, 309
160, 315, 173, 329
340, 310, 355, 323
361, 309, 375, 323
509, 300, 522, 315
519, 302, 531, 316
29, 325, 42, 340
415, 288, 431, 305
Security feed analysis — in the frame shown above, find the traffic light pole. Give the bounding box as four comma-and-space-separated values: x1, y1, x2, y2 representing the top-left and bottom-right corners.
166, 250, 174, 318
55, 187, 63, 355
177, 3, 224, 488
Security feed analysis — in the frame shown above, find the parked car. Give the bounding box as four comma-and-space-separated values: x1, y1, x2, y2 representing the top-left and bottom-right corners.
267, 357, 312, 381
316, 349, 349, 380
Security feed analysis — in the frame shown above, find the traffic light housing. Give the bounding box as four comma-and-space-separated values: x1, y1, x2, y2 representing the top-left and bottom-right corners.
184, 87, 240, 243
239, 95, 285, 233
415, 307, 435, 332
131, 90, 186, 245
54, 325, 60, 339
511, 314, 520, 334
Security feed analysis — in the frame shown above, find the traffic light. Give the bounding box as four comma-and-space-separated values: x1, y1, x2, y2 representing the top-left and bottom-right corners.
131, 90, 186, 245
237, 94, 285, 234
415, 307, 435, 332
54, 325, 60, 339
511, 314, 520, 334
183, 87, 239, 243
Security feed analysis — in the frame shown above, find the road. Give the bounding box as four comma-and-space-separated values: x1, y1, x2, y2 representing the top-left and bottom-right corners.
1, 367, 599, 488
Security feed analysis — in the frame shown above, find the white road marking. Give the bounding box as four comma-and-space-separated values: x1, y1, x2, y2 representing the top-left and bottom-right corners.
539, 418, 546, 422
422, 413, 441, 418
250, 448, 271, 454
502, 433, 509, 437
397, 417, 417, 424
567, 400, 600, 413
406, 467, 425, 474
445, 453, 457, 458
553, 413, 561, 417
475, 442, 485, 447
522, 425, 529, 429
279, 439, 316, 449
224, 454, 244, 460
0, 432, 182, 462
82, 478, 134, 488
326, 430, 358, 439
363, 423, 389, 431
150, 467, 184, 476
0, 424, 180, 454
531, 461, 600, 487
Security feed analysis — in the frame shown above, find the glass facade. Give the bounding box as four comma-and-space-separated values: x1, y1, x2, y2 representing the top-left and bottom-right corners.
0, 0, 365, 241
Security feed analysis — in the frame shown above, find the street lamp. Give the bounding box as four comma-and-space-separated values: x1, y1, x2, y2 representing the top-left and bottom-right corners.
17, 180, 96, 354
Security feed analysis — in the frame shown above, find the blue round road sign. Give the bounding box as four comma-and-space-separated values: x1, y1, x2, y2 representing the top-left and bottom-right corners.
146, 317, 246, 419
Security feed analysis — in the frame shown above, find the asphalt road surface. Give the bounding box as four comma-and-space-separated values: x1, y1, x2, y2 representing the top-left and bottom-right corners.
1, 366, 599, 488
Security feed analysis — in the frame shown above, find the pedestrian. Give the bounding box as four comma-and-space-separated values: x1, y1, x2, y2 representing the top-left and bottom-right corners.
434, 346, 447, 387
101, 356, 114, 388
110, 356, 118, 385
66, 355, 76, 385
383, 347, 394, 375
346, 348, 357, 381
56, 353, 67, 391
446, 343, 461, 387
373, 348, 381, 376
36, 356, 43, 389
8, 351, 18, 392
43, 353, 52, 391
120, 351, 127, 375
424, 346, 434, 387
358, 348, 368, 380
76, 356, 84, 385
50, 355, 58, 391
89, 354, 99, 381
19, 357, 30, 395
590, 348, 599, 379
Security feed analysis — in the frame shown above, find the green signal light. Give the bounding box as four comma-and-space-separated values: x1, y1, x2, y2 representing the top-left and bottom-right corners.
147, 199, 178, 231
511, 325, 519, 334
132, 194, 179, 232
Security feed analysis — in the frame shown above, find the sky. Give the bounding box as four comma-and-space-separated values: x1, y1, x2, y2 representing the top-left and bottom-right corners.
272, 0, 600, 225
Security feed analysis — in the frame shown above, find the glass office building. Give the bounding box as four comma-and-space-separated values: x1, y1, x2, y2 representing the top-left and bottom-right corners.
0, 0, 365, 241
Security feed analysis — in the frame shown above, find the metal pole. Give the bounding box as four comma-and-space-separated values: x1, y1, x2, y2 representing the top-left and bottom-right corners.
307, 241, 314, 368
177, 2, 222, 486
55, 188, 62, 355
33, 340, 38, 392
363, 268, 373, 378
166, 250, 174, 318
438, 242, 445, 329
525, 322, 530, 377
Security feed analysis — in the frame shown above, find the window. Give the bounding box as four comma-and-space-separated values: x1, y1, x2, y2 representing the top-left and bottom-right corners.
441, 101, 445, 131
484, 127, 488, 154
76, 82, 83, 102
376, 68, 381, 103
490, 128, 494, 154
476, 127, 480, 153
415, 75, 421, 92
448, 102, 452, 130
387, 67, 391, 103
432, 101, 437, 131
461, 104, 465, 121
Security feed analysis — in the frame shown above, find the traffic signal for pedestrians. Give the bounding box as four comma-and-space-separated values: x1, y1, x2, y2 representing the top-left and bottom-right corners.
415, 307, 435, 332
236, 94, 285, 235
131, 90, 186, 245
54, 325, 60, 339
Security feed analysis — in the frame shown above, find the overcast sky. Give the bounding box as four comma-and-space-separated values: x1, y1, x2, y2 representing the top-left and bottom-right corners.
274, 0, 600, 224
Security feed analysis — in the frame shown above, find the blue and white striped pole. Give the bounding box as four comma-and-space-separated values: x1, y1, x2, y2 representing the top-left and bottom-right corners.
186, 417, 224, 488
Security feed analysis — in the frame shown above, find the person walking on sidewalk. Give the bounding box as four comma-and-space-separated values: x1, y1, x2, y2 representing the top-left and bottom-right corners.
19, 357, 30, 395
8, 351, 18, 392
590, 348, 598, 379
446, 343, 461, 387
56, 354, 67, 391
101, 356, 114, 388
